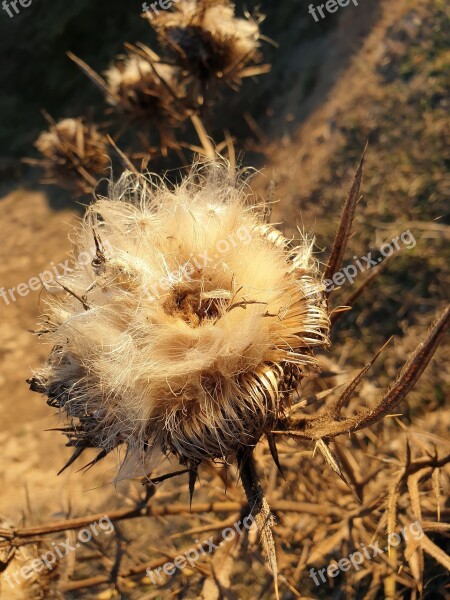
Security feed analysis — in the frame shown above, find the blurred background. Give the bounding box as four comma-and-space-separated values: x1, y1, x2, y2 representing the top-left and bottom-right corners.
0, 0, 448, 598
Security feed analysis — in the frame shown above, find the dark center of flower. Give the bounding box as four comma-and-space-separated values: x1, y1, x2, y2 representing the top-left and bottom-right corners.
164, 288, 221, 326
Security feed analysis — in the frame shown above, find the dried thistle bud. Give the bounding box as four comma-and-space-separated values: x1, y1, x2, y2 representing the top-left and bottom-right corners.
29, 159, 329, 479
32, 118, 109, 195
104, 51, 187, 125
147, 0, 269, 88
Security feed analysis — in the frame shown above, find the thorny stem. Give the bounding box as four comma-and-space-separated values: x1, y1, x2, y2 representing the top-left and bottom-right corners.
237, 448, 279, 600
277, 305, 450, 441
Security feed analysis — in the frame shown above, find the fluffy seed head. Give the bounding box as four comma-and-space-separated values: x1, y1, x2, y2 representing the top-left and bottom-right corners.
148, 0, 266, 85
104, 52, 186, 125
30, 159, 329, 478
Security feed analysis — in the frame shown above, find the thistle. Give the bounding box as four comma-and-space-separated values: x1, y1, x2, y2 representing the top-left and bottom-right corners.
0, 520, 61, 600
28, 156, 450, 598
28, 158, 329, 592
30, 117, 109, 195
69, 48, 189, 155
103, 51, 187, 124
29, 159, 329, 473
146, 0, 270, 90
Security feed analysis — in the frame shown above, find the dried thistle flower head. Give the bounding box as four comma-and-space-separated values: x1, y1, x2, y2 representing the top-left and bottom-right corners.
0, 520, 61, 599
104, 51, 187, 125
147, 0, 268, 87
33, 117, 109, 195
29, 159, 329, 479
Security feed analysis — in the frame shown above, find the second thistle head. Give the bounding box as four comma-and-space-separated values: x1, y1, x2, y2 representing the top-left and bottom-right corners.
104, 52, 187, 124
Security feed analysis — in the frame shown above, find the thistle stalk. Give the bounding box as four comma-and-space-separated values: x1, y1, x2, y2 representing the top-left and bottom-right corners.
237, 448, 279, 600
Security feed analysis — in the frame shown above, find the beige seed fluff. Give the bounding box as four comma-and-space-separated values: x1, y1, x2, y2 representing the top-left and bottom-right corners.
30, 160, 330, 479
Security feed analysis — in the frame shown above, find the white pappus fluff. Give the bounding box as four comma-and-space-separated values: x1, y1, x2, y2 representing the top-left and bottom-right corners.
30, 159, 330, 479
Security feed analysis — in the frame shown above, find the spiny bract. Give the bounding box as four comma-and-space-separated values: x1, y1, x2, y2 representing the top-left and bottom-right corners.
30, 160, 330, 479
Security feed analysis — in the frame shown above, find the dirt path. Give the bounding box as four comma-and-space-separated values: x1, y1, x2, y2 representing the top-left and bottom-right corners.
0, 190, 118, 520
256, 0, 412, 225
